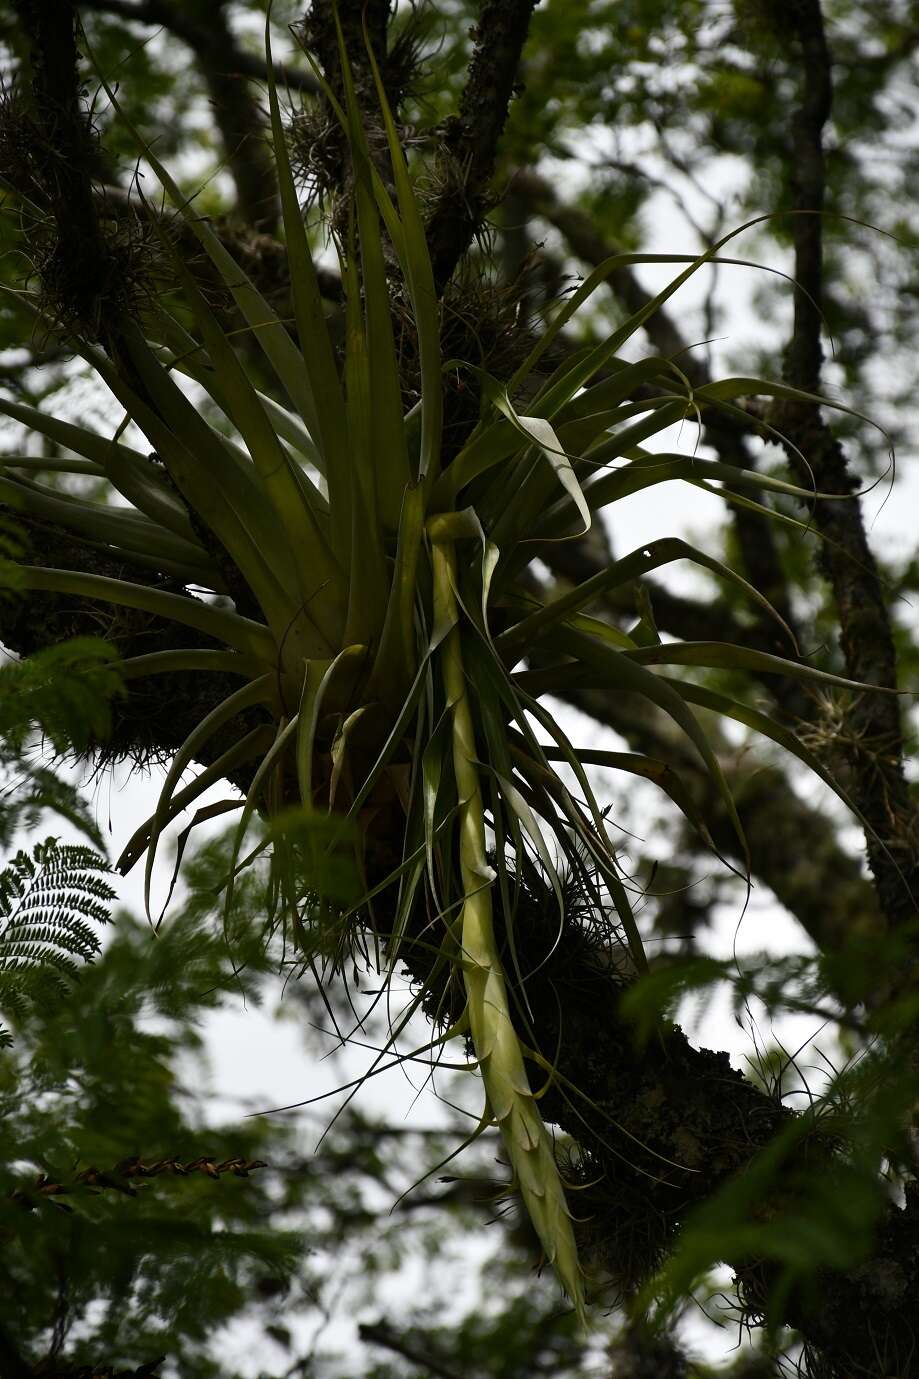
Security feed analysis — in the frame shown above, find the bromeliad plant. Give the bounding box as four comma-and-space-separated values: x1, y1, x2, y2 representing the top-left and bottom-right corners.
0, 26, 885, 1322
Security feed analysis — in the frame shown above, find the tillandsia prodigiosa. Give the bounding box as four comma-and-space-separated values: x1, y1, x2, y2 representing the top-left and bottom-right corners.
0, 16, 900, 1324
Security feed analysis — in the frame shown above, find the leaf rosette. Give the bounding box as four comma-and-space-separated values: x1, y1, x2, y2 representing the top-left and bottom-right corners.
0, 19, 895, 1325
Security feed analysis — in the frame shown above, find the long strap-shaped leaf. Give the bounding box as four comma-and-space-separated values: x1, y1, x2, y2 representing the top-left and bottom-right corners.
146, 319, 326, 478
295, 646, 366, 806
223, 714, 302, 930
531, 444, 844, 546
86, 69, 347, 650
430, 525, 586, 1325
328, 18, 411, 531
369, 480, 425, 708
157, 250, 347, 635
340, 232, 389, 647
142, 674, 276, 916
0, 395, 194, 541
660, 676, 915, 911
90, 326, 305, 640
162, 349, 324, 480
0, 455, 102, 476
546, 624, 748, 870
117, 725, 272, 875
364, 37, 443, 487
19, 567, 274, 659
496, 537, 795, 663
482, 362, 684, 539
96, 60, 347, 594
118, 649, 265, 680
508, 733, 722, 865
623, 641, 905, 693
265, 20, 351, 559
0, 474, 217, 585
505, 224, 791, 400
439, 357, 670, 511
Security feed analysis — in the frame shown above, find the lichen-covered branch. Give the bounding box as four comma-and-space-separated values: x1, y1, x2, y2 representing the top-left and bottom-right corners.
776, 0, 919, 933
426, 0, 539, 291
294, 0, 406, 201
11, 0, 117, 338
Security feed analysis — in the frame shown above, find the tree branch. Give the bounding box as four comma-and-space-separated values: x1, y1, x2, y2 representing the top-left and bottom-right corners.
775, 0, 919, 934
426, 0, 539, 291
11, 0, 116, 339
78, 0, 319, 94
515, 902, 919, 1376
358, 1321, 465, 1379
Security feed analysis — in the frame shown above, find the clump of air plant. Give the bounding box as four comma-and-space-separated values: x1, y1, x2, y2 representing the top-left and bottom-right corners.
0, 82, 168, 341
795, 688, 859, 757
30, 198, 168, 342
570, 1142, 676, 1300
293, 0, 432, 119
0, 79, 102, 200
393, 251, 569, 462
286, 102, 345, 208
794, 684, 914, 817
0, 82, 42, 194
287, 2, 434, 213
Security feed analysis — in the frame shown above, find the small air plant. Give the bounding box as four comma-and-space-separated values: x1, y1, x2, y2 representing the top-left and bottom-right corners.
0, 19, 887, 1324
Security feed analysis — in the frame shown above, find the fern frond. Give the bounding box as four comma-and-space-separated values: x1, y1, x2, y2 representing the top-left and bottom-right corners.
0, 839, 115, 1045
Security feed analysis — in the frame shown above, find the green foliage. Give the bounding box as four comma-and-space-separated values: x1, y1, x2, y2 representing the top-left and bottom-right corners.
0, 833, 605, 1378
0, 862, 300, 1378
1, 638, 124, 755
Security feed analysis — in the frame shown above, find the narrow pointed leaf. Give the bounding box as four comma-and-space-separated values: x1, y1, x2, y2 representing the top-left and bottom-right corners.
19, 567, 274, 658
